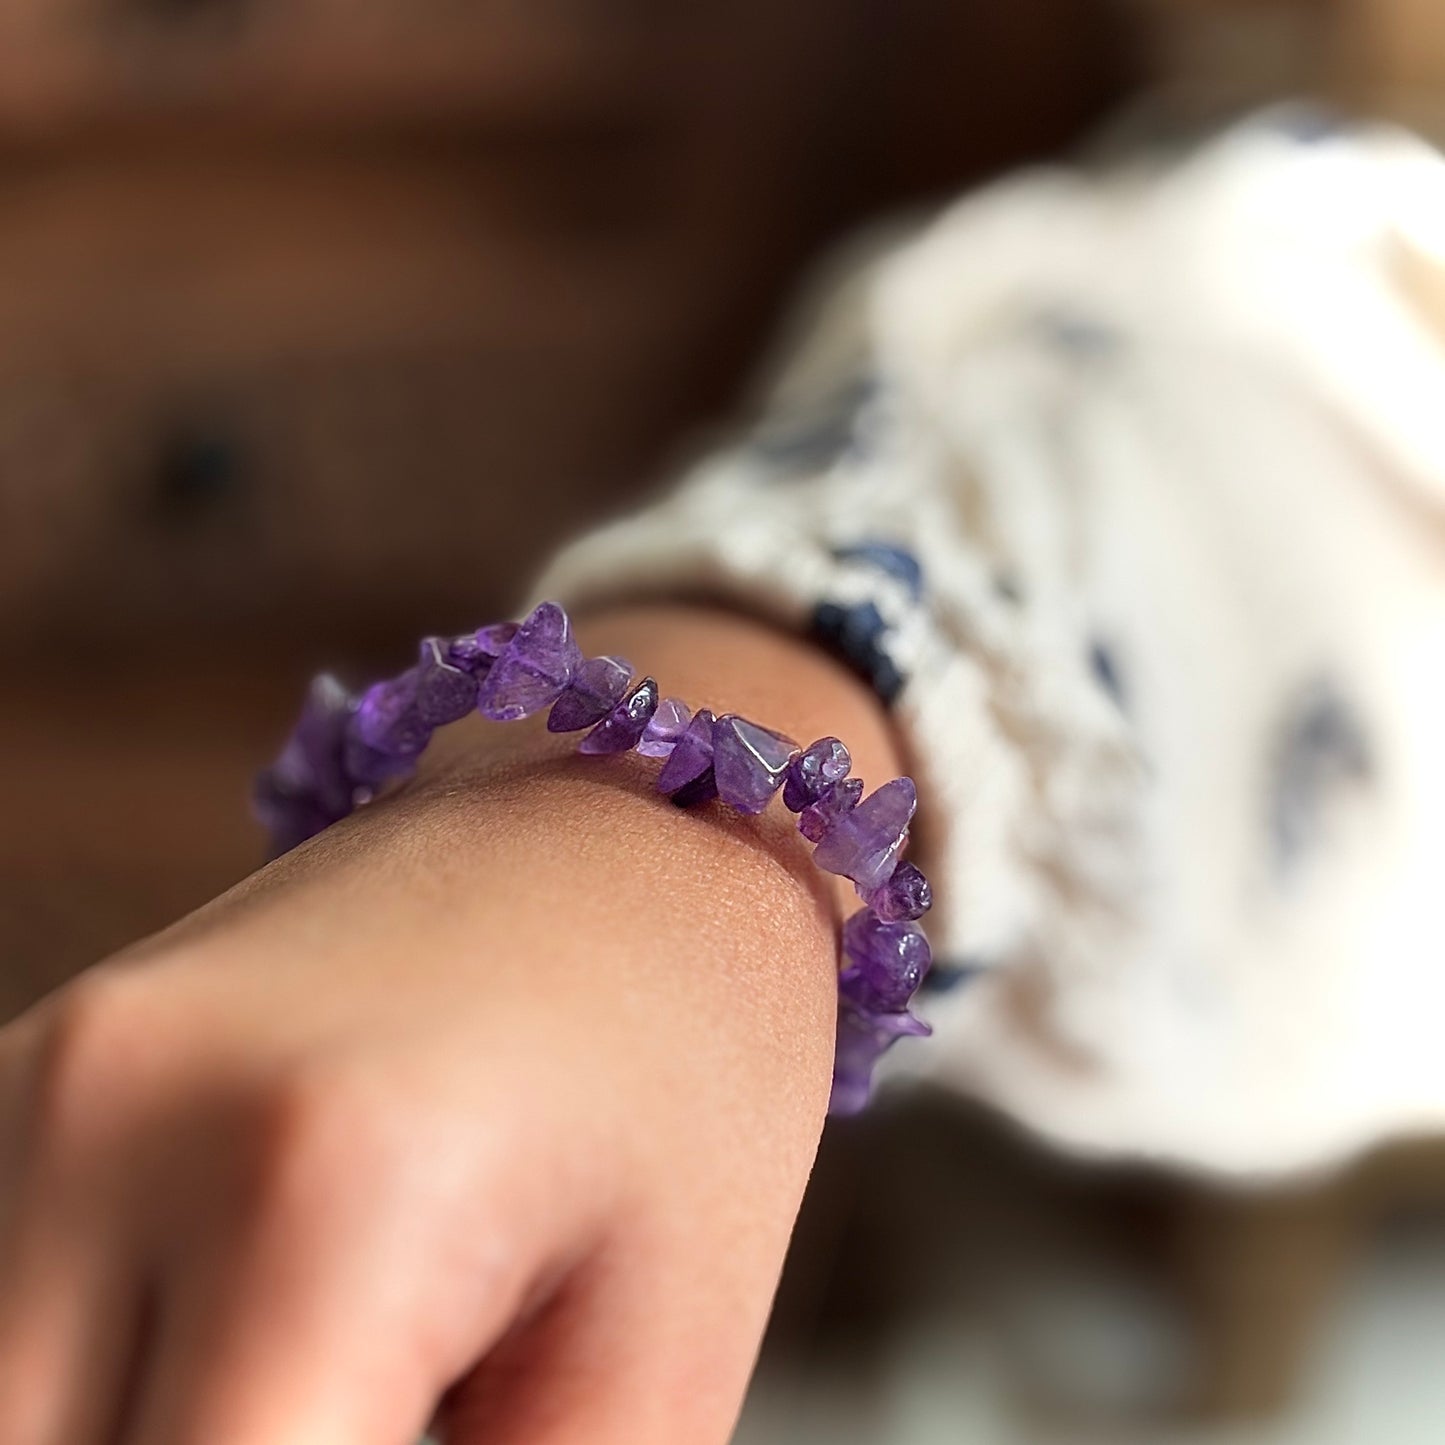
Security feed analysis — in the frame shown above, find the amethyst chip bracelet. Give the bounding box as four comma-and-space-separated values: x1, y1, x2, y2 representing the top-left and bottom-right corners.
253, 601, 933, 1114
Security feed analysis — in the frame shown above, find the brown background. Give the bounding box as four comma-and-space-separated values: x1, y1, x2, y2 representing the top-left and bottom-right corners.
0, 0, 1430, 1025
1, 0, 1140, 1007
5, 3, 1445, 1425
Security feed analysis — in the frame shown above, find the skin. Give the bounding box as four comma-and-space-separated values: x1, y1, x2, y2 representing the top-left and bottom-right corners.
0, 604, 903, 1445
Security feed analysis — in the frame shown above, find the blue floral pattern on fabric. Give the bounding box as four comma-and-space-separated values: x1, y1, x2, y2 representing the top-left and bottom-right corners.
1088, 639, 1126, 710
1269, 103, 1348, 145
810, 539, 924, 709
831, 541, 925, 601
993, 570, 1024, 605
811, 600, 905, 706
920, 958, 983, 994
749, 372, 878, 474
1033, 306, 1122, 362
1270, 680, 1372, 868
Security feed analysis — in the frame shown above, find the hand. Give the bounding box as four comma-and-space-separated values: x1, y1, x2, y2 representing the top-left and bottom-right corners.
0, 606, 900, 1445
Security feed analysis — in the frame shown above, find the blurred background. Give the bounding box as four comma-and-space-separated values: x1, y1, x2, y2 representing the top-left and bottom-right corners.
2, 0, 1443, 1439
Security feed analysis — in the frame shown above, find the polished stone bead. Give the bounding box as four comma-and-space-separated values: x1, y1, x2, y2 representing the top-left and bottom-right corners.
811, 776, 917, 890
830, 998, 931, 1116
862, 860, 932, 921
253, 674, 356, 851
476, 602, 581, 721
797, 777, 863, 843
342, 668, 428, 794
782, 736, 851, 812
840, 907, 932, 1009
252, 773, 335, 857
415, 638, 479, 726
444, 635, 488, 674
547, 655, 633, 732
342, 733, 414, 795
656, 708, 716, 793
668, 767, 719, 808
637, 696, 691, 758
579, 677, 659, 755
284, 674, 355, 812
351, 670, 429, 756
476, 620, 520, 654
444, 621, 509, 676
711, 714, 799, 814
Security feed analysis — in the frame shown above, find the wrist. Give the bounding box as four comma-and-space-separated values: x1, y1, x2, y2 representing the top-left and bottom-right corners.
411, 599, 905, 916
239, 597, 923, 1119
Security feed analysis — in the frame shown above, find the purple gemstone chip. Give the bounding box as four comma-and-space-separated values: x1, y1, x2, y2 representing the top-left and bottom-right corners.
811, 777, 917, 892
254, 598, 937, 1119
830, 999, 931, 1116
351, 670, 428, 758
798, 777, 864, 843
656, 708, 716, 794
252, 674, 357, 852
444, 635, 489, 674
476, 620, 520, 655
862, 860, 932, 921
445, 621, 521, 677
443, 622, 504, 676
344, 669, 430, 794
476, 602, 581, 721
279, 673, 355, 815
579, 677, 659, 755
548, 655, 633, 733
668, 767, 719, 808
415, 638, 479, 726
711, 714, 799, 815
637, 696, 691, 758
252, 776, 336, 857
782, 736, 851, 812
840, 908, 933, 1009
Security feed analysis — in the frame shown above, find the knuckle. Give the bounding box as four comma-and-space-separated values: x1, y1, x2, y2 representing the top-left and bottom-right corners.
26, 971, 139, 1140
245, 1062, 396, 1223
0, 1376, 50, 1445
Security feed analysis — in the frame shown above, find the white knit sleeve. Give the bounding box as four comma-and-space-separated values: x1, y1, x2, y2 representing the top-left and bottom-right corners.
529, 213, 1146, 1104
531, 113, 1445, 1177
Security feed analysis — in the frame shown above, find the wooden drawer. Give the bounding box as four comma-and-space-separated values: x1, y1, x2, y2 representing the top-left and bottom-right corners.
0, 143, 735, 654
0, 0, 661, 137
0, 0, 1132, 658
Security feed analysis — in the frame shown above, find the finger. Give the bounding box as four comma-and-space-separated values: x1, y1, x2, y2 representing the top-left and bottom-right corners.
0, 1006, 51, 1216
438, 1229, 766, 1445
119, 1233, 438, 1445
0, 1002, 148, 1445
0, 1205, 144, 1445
120, 1070, 540, 1445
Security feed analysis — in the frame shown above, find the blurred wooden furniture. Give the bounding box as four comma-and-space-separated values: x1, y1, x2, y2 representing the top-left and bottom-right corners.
6, 6, 1444, 1433
0, 0, 1131, 663
1337, 0, 1445, 133
0, 0, 1133, 997
1142, 0, 1445, 137
1141, 0, 1342, 112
